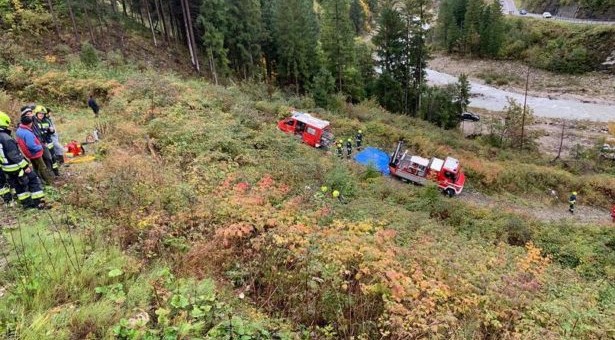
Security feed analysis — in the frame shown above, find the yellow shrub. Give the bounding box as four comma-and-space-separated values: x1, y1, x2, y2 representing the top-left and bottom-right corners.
28, 71, 120, 103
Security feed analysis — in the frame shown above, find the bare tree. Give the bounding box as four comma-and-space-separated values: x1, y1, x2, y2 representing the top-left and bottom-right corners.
45, 0, 61, 38
180, 0, 200, 72
66, 0, 81, 42
144, 0, 158, 47
553, 119, 567, 161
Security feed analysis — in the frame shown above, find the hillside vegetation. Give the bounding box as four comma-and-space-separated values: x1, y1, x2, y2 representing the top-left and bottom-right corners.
1, 0, 615, 339
522, 0, 615, 19
1, 39, 615, 338
436, 0, 615, 74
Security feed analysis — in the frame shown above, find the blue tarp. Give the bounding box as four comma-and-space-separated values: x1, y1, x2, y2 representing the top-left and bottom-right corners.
354, 147, 391, 175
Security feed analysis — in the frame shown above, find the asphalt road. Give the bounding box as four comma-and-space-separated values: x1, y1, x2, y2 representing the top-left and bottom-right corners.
500, 0, 615, 25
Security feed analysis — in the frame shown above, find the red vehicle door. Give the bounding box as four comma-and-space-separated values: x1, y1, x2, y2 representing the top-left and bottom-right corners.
278, 117, 296, 133
302, 125, 322, 147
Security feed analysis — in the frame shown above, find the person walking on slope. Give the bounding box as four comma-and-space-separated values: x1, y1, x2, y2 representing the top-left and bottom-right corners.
88, 95, 100, 117
568, 191, 577, 214
346, 138, 353, 159
16, 114, 53, 185
355, 130, 363, 151
34, 106, 60, 176
0, 111, 48, 209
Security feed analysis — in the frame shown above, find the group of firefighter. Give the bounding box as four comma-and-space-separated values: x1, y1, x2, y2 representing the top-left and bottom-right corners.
0, 104, 64, 210
335, 130, 363, 159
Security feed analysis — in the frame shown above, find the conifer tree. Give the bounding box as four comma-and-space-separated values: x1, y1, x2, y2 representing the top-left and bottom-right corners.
464, 0, 481, 54
260, 0, 277, 81
197, 0, 229, 84
225, 0, 263, 79
320, 0, 356, 92
349, 0, 368, 35
372, 1, 405, 112
479, 0, 504, 57
273, 0, 320, 93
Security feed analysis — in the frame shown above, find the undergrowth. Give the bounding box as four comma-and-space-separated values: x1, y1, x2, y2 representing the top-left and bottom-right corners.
0, 49, 614, 338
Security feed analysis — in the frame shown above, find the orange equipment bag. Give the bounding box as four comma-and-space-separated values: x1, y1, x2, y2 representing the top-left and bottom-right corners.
65, 140, 85, 157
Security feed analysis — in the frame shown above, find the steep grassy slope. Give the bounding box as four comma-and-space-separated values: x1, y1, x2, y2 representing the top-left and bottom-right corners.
500, 17, 615, 74
1, 54, 614, 338
0, 4, 613, 337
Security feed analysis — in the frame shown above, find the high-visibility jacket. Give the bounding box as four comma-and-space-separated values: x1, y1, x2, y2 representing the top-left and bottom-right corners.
0, 128, 30, 174
569, 195, 577, 204
35, 116, 55, 144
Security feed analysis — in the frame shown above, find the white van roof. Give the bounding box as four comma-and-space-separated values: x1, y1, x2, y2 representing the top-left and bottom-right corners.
290, 111, 330, 129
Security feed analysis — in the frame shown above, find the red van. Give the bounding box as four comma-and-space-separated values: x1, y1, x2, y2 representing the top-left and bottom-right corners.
277, 111, 334, 149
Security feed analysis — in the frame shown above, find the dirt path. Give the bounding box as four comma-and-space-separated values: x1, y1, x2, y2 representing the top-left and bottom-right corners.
461, 189, 613, 224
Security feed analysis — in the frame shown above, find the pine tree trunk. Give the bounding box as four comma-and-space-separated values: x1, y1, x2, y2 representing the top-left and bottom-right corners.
144, 0, 158, 47
94, 0, 106, 44
122, 0, 128, 16
66, 0, 80, 42
83, 3, 97, 44
184, 0, 200, 72
209, 50, 218, 85
554, 120, 566, 161
180, 0, 197, 70
45, 0, 62, 39
154, 0, 169, 44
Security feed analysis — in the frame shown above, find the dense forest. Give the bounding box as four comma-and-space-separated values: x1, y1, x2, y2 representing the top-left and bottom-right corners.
2, 0, 614, 125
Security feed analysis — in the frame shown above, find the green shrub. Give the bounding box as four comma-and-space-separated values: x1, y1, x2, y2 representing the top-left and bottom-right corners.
80, 43, 100, 68
505, 216, 532, 246
53, 44, 73, 57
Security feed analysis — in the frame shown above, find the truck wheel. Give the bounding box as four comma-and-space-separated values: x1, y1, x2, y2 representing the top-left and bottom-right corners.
445, 188, 455, 197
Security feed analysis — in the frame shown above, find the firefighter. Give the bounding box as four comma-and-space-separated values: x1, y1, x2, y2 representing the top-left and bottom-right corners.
355, 130, 363, 151
16, 113, 53, 185
33, 105, 59, 176
46, 107, 65, 165
568, 191, 577, 214
336, 139, 344, 158
346, 138, 353, 159
0, 111, 48, 209
0, 170, 11, 204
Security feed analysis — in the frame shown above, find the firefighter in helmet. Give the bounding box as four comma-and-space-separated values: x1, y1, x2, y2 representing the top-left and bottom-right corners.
568, 191, 577, 214
336, 139, 344, 158
355, 130, 363, 151
0, 111, 48, 209
34, 105, 60, 176
346, 138, 352, 159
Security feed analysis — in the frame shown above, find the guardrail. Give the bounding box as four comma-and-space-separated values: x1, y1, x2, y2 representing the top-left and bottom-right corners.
505, 10, 615, 25
551, 16, 615, 25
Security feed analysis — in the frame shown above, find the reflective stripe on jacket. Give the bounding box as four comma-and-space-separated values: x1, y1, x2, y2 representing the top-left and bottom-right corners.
0, 129, 30, 173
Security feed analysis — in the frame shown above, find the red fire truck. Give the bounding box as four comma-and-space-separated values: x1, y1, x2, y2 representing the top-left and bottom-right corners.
277, 111, 334, 149
389, 141, 465, 197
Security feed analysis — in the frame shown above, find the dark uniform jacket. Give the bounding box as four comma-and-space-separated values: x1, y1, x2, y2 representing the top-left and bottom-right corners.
0, 128, 30, 174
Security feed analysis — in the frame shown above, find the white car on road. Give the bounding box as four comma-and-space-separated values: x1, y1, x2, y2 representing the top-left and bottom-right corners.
542, 12, 552, 18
